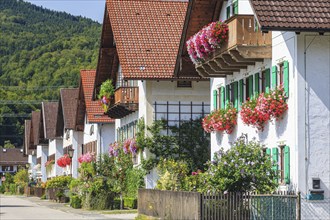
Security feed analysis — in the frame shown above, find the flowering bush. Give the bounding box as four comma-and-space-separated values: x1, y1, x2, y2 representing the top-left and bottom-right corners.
57, 154, 71, 168
45, 160, 55, 168
109, 139, 139, 157
78, 152, 94, 163
201, 137, 278, 193
109, 142, 121, 157
240, 85, 288, 131
202, 104, 237, 134
186, 21, 229, 64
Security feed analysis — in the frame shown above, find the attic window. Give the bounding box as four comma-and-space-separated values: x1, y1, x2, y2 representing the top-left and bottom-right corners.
177, 81, 192, 88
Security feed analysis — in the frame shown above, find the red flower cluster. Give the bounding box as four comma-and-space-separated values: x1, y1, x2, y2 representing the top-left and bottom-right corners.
202, 104, 237, 134
56, 154, 71, 168
240, 85, 288, 131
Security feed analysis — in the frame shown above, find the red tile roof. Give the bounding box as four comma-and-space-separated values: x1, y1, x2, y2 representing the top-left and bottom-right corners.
250, 0, 330, 32
80, 70, 114, 123
106, 0, 189, 79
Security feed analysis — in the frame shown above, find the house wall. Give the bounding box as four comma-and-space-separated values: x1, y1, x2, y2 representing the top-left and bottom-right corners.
40, 145, 48, 182
219, 0, 254, 21
98, 123, 115, 156
83, 116, 98, 144
211, 32, 296, 181
28, 155, 37, 180
72, 131, 83, 178
53, 138, 63, 177
296, 33, 330, 219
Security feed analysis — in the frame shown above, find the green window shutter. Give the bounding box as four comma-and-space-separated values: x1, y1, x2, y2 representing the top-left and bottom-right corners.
226, 6, 231, 19
248, 75, 253, 99
283, 61, 289, 97
233, 81, 238, 109
266, 148, 271, 156
239, 79, 244, 110
272, 147, 279, 181
284, 146, 290, 184
233, 0, 238, 15
254, 73, 259, 98
225, 85, 230, 106
272, 66, 277, 89
220, 86, 225, 109
265, 68, 271, 93
213, 90, 218, 110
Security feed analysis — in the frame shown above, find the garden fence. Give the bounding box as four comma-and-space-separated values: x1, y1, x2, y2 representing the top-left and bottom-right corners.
138, 189, 301, 220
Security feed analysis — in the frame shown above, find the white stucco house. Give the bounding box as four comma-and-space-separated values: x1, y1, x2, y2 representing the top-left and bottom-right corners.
57, 88, 82, 178
75, 70, 115, 159
193, 0, 329, 219
94, 0, 212, 188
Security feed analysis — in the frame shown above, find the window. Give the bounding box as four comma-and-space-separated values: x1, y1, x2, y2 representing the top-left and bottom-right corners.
1, 166, 13, 172
177, 81, 192, 88
245, 76, 253, 100
261, 69, 271, 93
226, 1, 238, 20
272, 61, 289, 97
219, 86, 225, 109
270, 146, 290, 184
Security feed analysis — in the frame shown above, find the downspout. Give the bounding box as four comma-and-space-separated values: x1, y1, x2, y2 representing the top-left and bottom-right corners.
304, 35, 317, 195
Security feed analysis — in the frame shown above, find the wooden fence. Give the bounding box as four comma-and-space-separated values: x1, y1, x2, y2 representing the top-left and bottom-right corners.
138, 189, 300, 220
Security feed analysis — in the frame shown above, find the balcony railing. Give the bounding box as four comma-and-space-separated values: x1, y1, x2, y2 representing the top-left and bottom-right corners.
106, 87, 139, 119
196, 15, 272, 77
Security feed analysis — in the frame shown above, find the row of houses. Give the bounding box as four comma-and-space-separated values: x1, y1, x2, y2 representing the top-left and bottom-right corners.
23, 0, 329, 218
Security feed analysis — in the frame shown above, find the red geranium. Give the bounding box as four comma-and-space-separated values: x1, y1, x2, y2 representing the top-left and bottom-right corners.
56, 154, 71, 168
202, 104, 237, 134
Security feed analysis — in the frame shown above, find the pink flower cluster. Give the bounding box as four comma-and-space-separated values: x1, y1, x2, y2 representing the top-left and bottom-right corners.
202, 104, 237, 134
109, 142, 120, 157
186, 21, 229, 64
109, 139, 138, 157
78, 152, 94, 163
240, 85, 288, 131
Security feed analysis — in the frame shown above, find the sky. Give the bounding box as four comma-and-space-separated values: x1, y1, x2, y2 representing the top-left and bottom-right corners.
24, 0, 106, 23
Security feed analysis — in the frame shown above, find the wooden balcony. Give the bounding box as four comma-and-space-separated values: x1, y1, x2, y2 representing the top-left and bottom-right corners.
106, 87, 139, 119
196, 15, 272, 78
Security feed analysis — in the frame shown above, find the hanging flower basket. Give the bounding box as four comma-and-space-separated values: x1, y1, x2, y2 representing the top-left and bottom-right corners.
186, 21, 229, 64
202, 104, 237, 134
98, 79, 115, 112
240, 85, 288, 131
109, 142, 121, 157
56, 154, 71, 168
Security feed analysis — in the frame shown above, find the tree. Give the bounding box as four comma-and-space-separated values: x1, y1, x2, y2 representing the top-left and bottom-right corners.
4, 140, 15, 149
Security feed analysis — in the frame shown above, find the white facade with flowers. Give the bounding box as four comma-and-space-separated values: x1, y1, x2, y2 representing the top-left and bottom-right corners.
195, 1, 329, 219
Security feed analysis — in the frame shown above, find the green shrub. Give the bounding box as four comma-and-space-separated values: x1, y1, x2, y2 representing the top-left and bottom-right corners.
40, 194, 46, 200
124, 168, 145, 198
112, 198, 121, 210
9, 183, 17, 194
0, 185, 5, 194
124, 197, 137, 209
45, 176, 72, 189
13, 169, 29, 188
70, 195, 82, 209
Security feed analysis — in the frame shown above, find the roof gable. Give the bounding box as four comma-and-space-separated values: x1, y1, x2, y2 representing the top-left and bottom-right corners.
31, 111, 43, 146
60, 88, 79, 130
80, 70, 114, 123
42, 102, 60, 139
24, 120, 34, 153
250, 0, 330, 32
106, 0, 189, 79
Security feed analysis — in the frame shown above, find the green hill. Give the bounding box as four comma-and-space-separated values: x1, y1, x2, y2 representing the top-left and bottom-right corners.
0, 0, 102, 147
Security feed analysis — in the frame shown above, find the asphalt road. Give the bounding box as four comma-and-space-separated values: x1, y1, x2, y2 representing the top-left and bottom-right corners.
0, 195, 136, 220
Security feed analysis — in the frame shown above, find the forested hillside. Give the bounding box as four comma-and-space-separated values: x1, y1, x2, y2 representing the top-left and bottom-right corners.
0, 0, 102, 147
